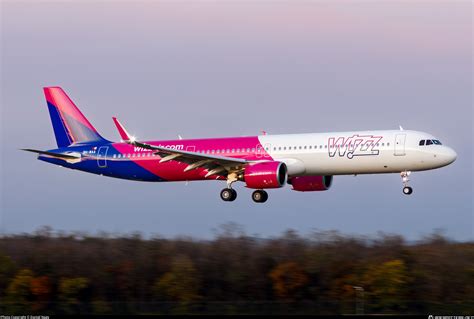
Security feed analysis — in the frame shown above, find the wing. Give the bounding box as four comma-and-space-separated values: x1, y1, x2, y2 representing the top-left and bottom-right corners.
112, 117, 254, 177
130, 140, 250, 177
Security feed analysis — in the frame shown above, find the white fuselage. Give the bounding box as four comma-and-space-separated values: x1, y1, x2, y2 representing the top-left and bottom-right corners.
258, 130, 457, 176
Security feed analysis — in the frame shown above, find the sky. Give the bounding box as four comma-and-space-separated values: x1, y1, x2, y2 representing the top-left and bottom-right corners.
1, 1, 472, 240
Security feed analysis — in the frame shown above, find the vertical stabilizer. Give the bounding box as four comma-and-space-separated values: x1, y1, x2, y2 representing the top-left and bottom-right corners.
44, 87, 107, 147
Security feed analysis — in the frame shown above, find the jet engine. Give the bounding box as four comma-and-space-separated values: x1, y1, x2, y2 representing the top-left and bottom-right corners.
289, 175, 333, 192
244, 161, 287, 189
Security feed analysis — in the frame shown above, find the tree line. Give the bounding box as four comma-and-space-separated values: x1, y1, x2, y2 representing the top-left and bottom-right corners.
0, 225, 472, 315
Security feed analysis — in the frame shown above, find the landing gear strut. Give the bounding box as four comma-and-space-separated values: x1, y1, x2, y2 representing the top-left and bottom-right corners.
401, 171, 413, 195
252, 190, 268, 203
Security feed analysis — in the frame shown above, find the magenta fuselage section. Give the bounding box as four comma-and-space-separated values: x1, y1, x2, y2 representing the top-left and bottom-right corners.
103, 136, 271, 182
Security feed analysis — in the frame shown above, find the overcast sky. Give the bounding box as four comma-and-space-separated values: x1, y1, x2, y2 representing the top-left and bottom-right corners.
1, 1, 472, 240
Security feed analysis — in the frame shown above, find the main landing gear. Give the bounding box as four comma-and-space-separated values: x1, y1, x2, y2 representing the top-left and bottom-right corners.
251, 190, 268, 203
220, 188, 269, 203
220, 173, 269, 203
401, 171, 413, 195
220, 173, 238, 202
220, 188, 237, 201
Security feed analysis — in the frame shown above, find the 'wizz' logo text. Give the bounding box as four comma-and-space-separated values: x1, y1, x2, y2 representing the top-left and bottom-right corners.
328, 135, 383, 159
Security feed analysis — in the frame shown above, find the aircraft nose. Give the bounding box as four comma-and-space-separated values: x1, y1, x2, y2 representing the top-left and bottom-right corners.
439, 147, 457, 166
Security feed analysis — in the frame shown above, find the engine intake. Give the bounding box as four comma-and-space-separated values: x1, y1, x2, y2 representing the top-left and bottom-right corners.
244, 161, 287, 189
289, 175, 333, 192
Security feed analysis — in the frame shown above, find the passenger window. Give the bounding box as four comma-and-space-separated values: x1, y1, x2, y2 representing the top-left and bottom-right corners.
426, 140, 433, 145
419, 140, 425, 146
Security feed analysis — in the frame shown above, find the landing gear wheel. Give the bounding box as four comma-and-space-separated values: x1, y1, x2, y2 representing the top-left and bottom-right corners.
252, 190, 268, 203
220, 188, 237, 202
403, 186, 413, 195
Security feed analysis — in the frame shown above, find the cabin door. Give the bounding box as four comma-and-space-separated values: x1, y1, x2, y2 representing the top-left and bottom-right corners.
394, 134, 406, 156
97, 146, 109, 168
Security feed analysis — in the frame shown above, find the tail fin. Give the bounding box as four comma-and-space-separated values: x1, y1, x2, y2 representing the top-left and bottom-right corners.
44, 87, 107, 147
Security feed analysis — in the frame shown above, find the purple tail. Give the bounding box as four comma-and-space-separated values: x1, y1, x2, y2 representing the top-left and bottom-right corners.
44, 87, 107, 147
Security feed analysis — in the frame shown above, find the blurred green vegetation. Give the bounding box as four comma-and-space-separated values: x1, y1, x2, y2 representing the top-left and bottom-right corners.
0, 226, 472, 315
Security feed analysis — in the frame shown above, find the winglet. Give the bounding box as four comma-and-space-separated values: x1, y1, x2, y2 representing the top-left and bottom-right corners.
112, 117, 133, 142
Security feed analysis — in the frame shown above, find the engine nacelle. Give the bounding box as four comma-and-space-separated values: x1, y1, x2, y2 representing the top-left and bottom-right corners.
244, 161, 287, 189
289, 175, 333, 192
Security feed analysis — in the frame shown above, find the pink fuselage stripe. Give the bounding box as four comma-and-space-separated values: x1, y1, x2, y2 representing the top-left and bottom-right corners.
112, 136, 271, 181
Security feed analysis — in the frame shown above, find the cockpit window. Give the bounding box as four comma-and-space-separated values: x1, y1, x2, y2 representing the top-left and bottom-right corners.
419, 139, 442, 146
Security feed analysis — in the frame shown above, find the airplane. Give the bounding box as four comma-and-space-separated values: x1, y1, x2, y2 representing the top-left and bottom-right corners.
23, 87, 457, 203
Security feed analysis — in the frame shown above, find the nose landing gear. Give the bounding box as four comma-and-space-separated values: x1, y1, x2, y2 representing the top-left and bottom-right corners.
401, 171, 413, 195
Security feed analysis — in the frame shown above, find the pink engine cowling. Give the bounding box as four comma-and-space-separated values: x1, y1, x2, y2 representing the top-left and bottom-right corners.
289, 175, 333, 192
244, 161, 287, 189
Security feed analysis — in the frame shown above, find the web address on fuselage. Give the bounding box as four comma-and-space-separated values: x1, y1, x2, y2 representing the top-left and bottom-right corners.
134, 145, 184, 152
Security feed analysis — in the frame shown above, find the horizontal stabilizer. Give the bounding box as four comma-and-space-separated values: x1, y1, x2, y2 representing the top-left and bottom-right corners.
21, 148, 82, 163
